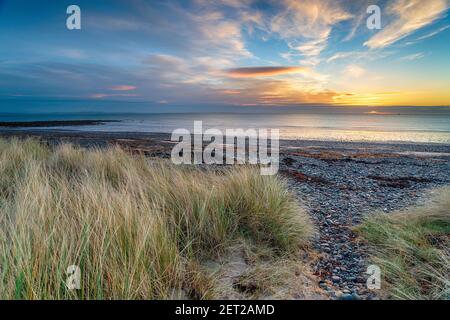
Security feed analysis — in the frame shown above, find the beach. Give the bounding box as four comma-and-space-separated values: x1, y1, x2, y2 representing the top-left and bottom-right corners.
1, 126, 449, 299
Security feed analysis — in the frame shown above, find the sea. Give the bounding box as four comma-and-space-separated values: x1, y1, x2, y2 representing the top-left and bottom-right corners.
1, 105, 450, 144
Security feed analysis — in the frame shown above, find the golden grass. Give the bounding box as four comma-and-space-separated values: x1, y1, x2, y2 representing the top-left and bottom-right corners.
357, 187, 450, 300
0, 138, 312, 299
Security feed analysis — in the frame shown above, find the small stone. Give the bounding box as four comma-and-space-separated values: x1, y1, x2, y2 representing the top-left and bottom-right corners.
338, 293, 361, 300
342, 289, 351, 294
331, 275, 341, 282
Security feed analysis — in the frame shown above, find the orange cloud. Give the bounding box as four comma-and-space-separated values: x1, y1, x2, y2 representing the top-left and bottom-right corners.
216, 78, 341, 106
220, 89, 241, 95
109, 85, 137, 91
226, 66, 309, 78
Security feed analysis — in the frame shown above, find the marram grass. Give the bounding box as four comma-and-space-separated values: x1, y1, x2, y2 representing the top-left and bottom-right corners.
357, 187, 450, 300
0, 138, 312, 299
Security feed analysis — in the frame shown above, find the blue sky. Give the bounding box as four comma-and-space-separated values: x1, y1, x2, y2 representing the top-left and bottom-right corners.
1, 0, 449, 112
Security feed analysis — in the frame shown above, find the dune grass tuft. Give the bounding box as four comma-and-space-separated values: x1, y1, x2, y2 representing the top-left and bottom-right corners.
0, 138, 312, 299
357, 187, 450, 300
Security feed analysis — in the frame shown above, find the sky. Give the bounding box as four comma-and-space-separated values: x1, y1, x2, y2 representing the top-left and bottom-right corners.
0, 0, 450, 112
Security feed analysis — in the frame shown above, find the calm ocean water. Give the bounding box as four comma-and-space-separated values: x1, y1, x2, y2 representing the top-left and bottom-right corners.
2, 108, 450, 144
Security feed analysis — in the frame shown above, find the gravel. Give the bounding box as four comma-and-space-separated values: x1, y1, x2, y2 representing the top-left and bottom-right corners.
280, 139, 450, 300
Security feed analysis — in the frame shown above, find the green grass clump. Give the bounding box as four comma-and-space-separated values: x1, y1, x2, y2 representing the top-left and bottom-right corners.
0, 138, 312, 299
357, 188, 450, 300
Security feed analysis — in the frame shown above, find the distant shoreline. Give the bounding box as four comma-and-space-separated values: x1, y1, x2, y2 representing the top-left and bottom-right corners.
0, 120, 118, 128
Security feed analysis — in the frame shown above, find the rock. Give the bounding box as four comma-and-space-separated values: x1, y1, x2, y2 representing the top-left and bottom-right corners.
342, 289, 351, 294
338, 293, 361, 300
331, 275, 341, 283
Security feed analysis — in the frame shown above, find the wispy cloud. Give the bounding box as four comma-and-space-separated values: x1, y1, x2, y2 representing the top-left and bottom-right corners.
56, 49, 87, 59
326, 50, 393, 63
272, 0, 352, 65
194, 16, 252, 59
91, 93, 138, 99
364, 0, 449, 49
416, 24, 450, 40
399, 52, 425, 61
